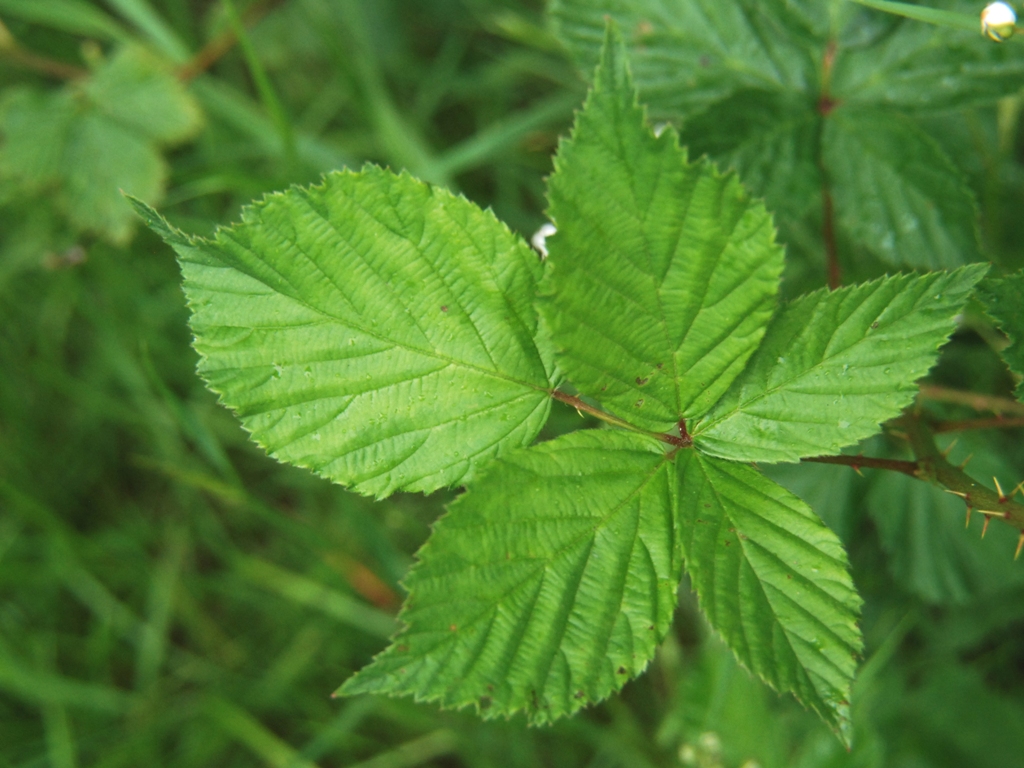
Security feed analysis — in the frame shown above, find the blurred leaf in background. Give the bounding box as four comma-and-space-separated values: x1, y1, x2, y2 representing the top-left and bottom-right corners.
549, 0, 1024, 285
0, 44, 203, 243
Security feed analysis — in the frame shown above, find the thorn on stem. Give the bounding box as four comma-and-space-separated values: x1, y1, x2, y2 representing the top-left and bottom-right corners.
1013, 480, 1024, 500
982, 517, 991, 539
1016, 532, 1024, 561
945, 489, 969, 499
994, 476, 1007, 502
941, 438, 959, 458
966, 507, 973, 528
959, 453, 974, 470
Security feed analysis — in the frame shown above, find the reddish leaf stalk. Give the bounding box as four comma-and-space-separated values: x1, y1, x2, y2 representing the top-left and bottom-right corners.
550, 390, 691, 448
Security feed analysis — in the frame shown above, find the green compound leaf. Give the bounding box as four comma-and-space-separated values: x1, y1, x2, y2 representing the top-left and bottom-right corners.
693, 266, 987, 462
341, 430, 678, 723
824, 107, 980, 270
132, 166, 557, 498
542, 25, 785, 433
0, 45, 202, 244
676, 451, 862, 741
977, 272, 1024, 400
548, 0, 818, 121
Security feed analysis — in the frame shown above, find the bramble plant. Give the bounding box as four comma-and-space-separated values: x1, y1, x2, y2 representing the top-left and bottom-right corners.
10, 1, 1024, 766
127, 0, 1024, 749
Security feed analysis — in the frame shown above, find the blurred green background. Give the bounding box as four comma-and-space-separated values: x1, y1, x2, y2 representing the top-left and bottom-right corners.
2, 1, 1024, 766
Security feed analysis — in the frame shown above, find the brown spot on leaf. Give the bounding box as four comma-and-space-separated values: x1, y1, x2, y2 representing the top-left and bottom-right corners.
636, 376, 649, 386
450, 624, 457, 632
617, 666, 627, 674
441, 305, 449, 313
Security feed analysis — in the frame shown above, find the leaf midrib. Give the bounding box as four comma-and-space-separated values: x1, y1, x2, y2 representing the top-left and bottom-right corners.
395, 456, 671, 682
696, 458, 842, 716
189, 250, 552, 396
691, 279, 940, 435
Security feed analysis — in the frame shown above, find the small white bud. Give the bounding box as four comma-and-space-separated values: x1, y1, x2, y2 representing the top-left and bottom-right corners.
530, 222, 557, 259
982, 2, 1016, 42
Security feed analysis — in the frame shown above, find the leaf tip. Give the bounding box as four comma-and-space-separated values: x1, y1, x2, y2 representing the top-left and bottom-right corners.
594, 17, 630, 94
125, 195, 190, 247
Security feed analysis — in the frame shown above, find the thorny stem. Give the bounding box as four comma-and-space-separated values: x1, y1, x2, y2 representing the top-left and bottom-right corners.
550, 390, 690, 448
903, 412, 1024, 530
804, 412, 1024, 552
